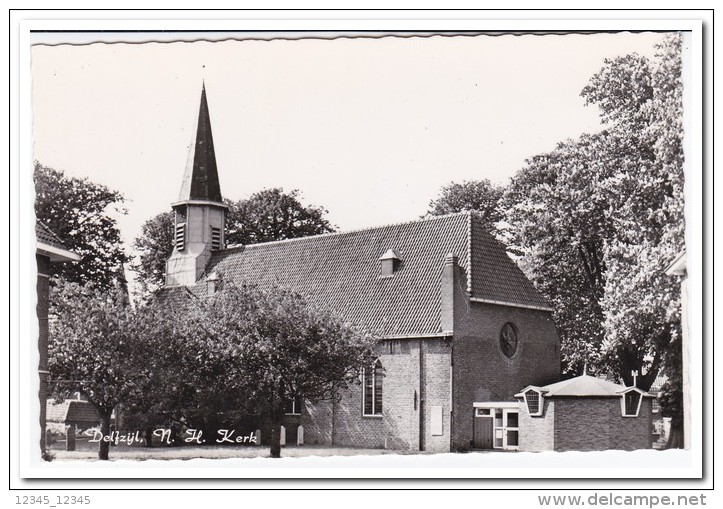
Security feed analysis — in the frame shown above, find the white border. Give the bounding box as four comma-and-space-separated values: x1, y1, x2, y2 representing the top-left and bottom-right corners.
10, 12, 708, 488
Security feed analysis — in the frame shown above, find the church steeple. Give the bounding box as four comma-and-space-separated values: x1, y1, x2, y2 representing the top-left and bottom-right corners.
165, 84, 227, 287
177, 83, 223, 204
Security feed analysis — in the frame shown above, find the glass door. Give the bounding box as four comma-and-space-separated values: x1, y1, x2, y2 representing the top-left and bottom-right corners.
493, 408, 519, 450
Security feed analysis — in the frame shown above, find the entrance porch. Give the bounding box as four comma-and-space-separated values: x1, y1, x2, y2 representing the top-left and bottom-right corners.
472, 402, 519, 451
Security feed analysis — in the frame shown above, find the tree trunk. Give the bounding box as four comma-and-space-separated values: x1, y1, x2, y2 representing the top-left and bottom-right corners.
145, 427, 153, 448
666, 418, 684, 449
98, 412, 112, 460
269, 419, 281, 458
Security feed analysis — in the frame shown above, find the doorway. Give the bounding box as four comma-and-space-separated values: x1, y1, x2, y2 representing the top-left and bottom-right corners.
472, 403, 520, 451
473, 409, 493, 449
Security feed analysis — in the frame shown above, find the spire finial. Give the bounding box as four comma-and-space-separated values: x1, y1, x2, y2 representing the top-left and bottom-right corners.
583, 362, 587, 376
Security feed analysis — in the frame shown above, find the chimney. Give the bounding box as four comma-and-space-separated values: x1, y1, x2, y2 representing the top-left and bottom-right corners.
440, 253, 458, 333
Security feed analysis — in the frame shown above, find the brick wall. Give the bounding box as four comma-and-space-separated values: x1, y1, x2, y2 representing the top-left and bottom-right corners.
421, 338, 453, 452
302, 258, 559, 453
518, 398, 555, 452
302, 337, 452, 452
451, 279, 561, 450
301, 399, 333, 445
37, 254, 51, 454
36, 254, 51, 372
554, 397, 653, 451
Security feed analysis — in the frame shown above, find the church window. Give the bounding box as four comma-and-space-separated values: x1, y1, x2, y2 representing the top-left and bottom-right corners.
363, 360, 383, 416
284, 396, 303, 415
499, 322, 518, 358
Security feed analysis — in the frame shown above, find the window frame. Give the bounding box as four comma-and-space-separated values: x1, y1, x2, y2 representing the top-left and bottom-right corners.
362, 360, 383, 417
620, 389, 644, 418
523, 388, 543, 417
284, 395, 303, 416
493, 408, 519, 450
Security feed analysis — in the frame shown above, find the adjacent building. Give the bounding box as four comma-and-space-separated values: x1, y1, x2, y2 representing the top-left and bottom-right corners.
36, 222, 80, 455
515, 374, 654, 452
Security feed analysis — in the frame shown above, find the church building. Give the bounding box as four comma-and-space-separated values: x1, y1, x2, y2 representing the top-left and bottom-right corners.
158, 85, 562, 453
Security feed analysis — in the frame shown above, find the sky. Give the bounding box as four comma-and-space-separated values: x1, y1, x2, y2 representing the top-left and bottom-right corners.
30, 31, 667, 255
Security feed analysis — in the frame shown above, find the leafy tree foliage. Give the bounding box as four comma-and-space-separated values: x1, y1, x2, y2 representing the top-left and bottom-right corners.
586, 35, 686, 447
48, 280, 156, 460
131, 211, 174, 295
121, 292, 251, 444
225, 188, 335, 246
34, 163, 128, 290
502, 134, 614, 376
182, 283, 378, 458
426, 180, 504, 230
132, 188, 335, 294
51, 278, 378, 458
503, 34, 685, 443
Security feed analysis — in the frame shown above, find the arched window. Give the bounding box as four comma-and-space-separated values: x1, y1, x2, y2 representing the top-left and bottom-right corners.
363, 360, 383, 416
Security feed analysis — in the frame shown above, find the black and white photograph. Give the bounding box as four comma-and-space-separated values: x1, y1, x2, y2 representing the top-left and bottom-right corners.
14, 15, 707, 488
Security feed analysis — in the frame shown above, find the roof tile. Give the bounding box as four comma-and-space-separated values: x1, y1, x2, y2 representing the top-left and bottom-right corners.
158, 212, 552, 336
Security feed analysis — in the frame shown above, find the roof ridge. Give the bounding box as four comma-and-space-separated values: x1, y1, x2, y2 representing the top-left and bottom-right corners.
223, 211, 473, 252
37, 221, 64, 243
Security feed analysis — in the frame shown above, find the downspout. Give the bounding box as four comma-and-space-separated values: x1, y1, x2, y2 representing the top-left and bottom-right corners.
419, 338, 425, 452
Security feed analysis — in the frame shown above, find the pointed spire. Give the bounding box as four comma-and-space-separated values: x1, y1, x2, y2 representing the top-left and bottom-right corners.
178, 84, 223, 203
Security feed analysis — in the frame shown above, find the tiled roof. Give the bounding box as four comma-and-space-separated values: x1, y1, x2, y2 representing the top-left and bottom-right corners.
516, 374, 653, 398
154, 284, 208, 309
46, 399, 101, 424
648, 373, 668, 393
468, 213, 551, 309
204, 213, 471, 337
158, 212, 552, 337
36, 222, 68, 250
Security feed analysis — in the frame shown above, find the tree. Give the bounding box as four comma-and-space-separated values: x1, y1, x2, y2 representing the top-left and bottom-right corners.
48, 280, 157, 460
131, 211, 174, 295
34, 163, 128, 290
502, 34, 685, 442
121, 293, 251, 445
502, 133, 615, 376
133, 188, 335, 293
425, 180, 504, 230
226, 188, 335, 246
584, 35, 685, 446
190, 283, 378, 458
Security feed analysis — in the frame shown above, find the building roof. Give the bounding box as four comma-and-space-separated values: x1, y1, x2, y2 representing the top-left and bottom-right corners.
648, 373, 668, 394
665, 249, 686, 277
36, 222, 68, 250
158, 212, 552, 337
177, 84, 223, 204
46, 399, 101, 425
515, 374, 653, 398
36, 222, 81, 262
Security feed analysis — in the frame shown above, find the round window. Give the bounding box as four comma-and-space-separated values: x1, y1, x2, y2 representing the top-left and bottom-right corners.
499, 322, 518, 358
